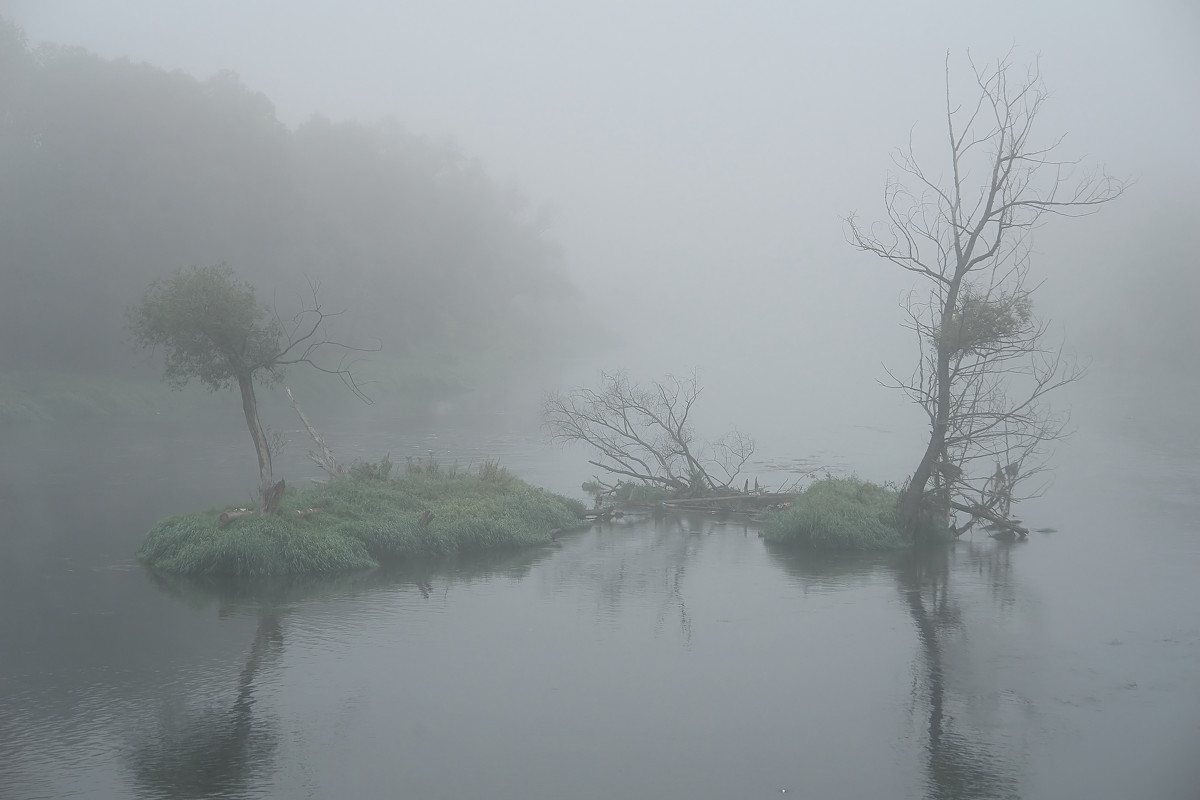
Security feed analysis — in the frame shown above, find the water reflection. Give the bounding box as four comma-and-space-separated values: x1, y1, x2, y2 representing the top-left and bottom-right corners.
144, 544, 557, 610
126, 547, 560, 799
129, 612, 282, 800
898, 543, 1024, 800
766, 538, 1028, 799
545, 512, 740, 642
5, 410, 1196, 798
764, 543, 900, 592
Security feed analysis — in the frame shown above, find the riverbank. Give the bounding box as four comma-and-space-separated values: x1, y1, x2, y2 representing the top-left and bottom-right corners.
0, 345, 562, 426
0, 370, 181, 425
137, 462, 588, 577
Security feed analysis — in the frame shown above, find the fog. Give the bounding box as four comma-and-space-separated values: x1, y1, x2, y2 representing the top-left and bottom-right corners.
6, 0, 1197, 467
3, 6, 1200, 797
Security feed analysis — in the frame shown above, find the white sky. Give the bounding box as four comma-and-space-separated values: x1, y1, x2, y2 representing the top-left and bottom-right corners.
4, 0, 1198, 466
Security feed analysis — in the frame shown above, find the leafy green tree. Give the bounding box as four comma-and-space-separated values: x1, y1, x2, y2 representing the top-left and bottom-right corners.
127, 264, 370, 511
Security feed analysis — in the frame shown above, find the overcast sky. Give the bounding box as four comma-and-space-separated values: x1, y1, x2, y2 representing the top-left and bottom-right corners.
4, 0, 1197, 468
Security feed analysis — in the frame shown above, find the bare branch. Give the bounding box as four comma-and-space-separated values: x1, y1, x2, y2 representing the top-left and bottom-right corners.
543, 371, 756, 494
271, 278, 381, 404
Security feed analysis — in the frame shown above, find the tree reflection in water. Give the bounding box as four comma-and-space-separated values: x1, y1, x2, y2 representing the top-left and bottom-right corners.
898, 543, 1023, 800
546, 512, 718, 643
126, 549, 556, 798
128, 612, 282, 799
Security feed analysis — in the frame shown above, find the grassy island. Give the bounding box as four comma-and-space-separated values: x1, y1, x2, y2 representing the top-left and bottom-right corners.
761, 477, 914, 550
137, 461, 588, 577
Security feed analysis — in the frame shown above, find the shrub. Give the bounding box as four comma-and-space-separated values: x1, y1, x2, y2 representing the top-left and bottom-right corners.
549, 493, 588, 519
404, 452, 441, 474
349, 454, 393, 481
477, 458, 514, 488
762, 476, 907, 550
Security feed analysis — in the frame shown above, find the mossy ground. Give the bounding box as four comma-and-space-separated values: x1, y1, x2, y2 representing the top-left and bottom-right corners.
761, 476, 910, 550
137, 466, 588, 577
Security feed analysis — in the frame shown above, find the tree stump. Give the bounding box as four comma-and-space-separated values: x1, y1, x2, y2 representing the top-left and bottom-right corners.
261, 479, 286, 515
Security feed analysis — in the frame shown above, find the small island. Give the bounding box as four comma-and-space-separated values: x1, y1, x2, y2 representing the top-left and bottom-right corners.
138, 456, 588, 577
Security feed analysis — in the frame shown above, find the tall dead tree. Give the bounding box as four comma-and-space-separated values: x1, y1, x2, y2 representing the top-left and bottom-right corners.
542, 370, 755, 496
846, 53, 1124, 539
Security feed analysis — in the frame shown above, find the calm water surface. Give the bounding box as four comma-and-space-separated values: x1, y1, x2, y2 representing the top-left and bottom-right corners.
1, 395, 1197, 799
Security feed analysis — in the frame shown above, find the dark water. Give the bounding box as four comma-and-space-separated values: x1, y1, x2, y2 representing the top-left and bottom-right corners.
1, 397, 1197, 799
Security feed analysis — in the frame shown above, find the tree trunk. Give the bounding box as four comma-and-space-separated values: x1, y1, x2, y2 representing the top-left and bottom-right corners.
236, 370, 278, 513
901, 280, 963, 541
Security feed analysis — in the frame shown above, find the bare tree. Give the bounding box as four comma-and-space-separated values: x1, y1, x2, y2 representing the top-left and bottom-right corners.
846, 53, 1125, 539
542, 371, 755, 497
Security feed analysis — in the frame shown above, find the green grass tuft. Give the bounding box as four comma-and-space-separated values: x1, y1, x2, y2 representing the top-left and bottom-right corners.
138, 467, 588, 577
761, 476, 908, 550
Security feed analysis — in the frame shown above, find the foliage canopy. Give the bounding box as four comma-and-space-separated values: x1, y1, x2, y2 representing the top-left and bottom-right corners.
127, 264, 284, 392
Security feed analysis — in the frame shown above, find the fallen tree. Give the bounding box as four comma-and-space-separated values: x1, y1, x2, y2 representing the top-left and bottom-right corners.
543, 370, 757, 498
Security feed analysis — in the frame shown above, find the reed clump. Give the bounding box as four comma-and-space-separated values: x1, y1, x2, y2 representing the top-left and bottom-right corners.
761, 476, 908, 550
138, 463, 587, 577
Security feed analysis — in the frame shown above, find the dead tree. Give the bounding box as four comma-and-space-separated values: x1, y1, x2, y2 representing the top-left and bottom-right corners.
542, 370, 755, 496
285, 386, 349, 480
846, 53, 1124, 539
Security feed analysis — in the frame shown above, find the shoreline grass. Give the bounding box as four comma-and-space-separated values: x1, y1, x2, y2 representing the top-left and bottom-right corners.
137, 465, 589, 577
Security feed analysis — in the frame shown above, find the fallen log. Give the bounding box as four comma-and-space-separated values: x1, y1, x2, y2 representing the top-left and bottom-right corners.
663, 492, 796, 505
219, 509, 255, 526
583, 509, 625, 521
661, 493, 797, 514
948, 500, 1030, 538
219, 506, 324, 527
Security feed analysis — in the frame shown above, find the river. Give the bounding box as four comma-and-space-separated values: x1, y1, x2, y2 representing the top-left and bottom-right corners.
0, 379, 1197, 799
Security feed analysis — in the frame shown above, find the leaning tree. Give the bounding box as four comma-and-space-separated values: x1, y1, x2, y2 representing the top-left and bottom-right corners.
846, 53, 1124, 540
127, 264, 373, 513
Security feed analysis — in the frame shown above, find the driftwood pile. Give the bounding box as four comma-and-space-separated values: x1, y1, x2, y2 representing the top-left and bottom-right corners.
585, 491, 796, 522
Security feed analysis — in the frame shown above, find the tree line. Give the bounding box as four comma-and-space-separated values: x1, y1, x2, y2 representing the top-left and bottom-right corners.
0, 17, 582, 387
